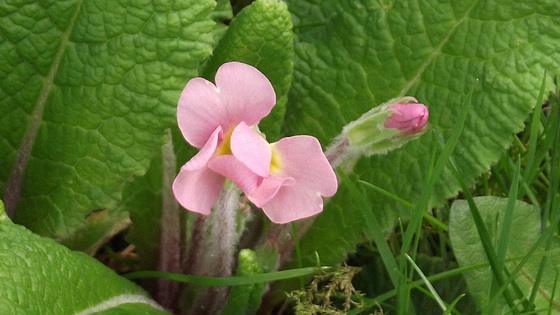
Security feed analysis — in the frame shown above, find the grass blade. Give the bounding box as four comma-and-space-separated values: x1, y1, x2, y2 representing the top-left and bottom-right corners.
548, 270, 559, 315
443, 294, 466, 315
358, 180, 448, 231
519, 72, 547, 198
123, 266, 330, 286
529, 77, 560, 306
488, 159, 521, 312
405, 254, 447, 312
339, 172, 401, 288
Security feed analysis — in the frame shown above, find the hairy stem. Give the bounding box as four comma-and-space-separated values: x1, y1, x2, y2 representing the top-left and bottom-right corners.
183, 214, 208, 276
325, 135, 351, 170
155, 130, 181, 311
183, 186, 241, 315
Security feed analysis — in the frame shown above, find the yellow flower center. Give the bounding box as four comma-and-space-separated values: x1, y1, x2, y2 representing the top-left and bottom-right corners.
269, 145, 282, 174
214, 125, 281, 175
215, 128, 234, 156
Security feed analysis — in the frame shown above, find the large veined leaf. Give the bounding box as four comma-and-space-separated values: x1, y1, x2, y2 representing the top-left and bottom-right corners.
449, 197, 560, 313
0, 0, 217, 239
283, 0, 560, 266
0, 200, 170, 314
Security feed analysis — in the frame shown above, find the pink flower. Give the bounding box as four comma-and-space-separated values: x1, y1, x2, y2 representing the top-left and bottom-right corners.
173, 62, 275, 215
384, 99, 429, 136
173, 62, 338, 223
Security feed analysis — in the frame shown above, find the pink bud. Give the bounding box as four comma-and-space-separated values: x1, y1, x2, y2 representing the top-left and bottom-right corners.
384, 102, 429, 136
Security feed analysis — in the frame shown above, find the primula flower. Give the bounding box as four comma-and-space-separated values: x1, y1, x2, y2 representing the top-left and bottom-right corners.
173, 62, 275, 215
173, 62, 337, 223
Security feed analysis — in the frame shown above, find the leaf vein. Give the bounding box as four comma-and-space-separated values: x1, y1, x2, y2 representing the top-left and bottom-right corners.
3, 0, 85, 217
397, 0, 479, 98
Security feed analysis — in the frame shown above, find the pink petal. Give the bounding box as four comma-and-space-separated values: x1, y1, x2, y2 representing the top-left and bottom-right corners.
177, 78, 226, 148
215, 62, 276, 127
208, 155, 261, 194
173, 165, 225, 215
183, 126, 221, 172
261, 185, 325, 224
271, 136, 338, 197
177, 62, 276, 148
248, 174, 295, 208
230, 122, 271, 177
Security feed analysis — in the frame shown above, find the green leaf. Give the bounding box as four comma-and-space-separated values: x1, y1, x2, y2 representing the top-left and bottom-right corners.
0, 200, 170, 314
0, 0, 217, 238
201, 0, 294, 141
449, 196, 560, 313
284, 0, 560, 265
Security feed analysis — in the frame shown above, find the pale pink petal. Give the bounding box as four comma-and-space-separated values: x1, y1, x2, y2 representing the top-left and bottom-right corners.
178, 78, 227, 148
248, 174, 295, 208
208, 155, 260, 194
230, 122, 271, 177
215, 62, 276, 126
183, 126, 221, 172
177, 62, 276, 148
173, 166, 225, 215
271, 136, 338, 197
261, 185, 325, 224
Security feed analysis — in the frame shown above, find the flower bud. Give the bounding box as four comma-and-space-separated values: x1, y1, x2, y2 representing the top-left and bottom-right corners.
384, 100, 429, 136
326, 97, 429, 170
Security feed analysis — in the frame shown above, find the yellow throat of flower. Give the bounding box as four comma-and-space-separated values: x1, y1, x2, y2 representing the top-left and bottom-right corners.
269, 145, 282, 174
216, 128, 234, 156
215, 125, 283, 175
